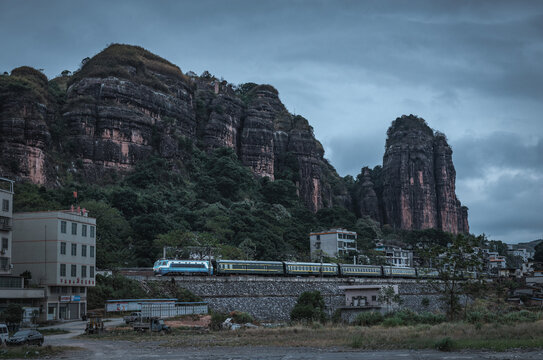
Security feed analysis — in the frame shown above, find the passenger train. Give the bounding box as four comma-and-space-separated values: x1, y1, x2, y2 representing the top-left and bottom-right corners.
152, 258, 463, 279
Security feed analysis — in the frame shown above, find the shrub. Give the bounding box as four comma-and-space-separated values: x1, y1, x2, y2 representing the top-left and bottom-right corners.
382, 316, 403, 327
350, 334, 364, 349
353, 311, 383, 326
290, 291, 327, 323
466, 309, 541, 324
500, 310, 540, 324
209, 311, 228, 331
230, 310, 254, 324
418, 312, 446, 325
434, 337, 455, 352
421, 297, 430, 307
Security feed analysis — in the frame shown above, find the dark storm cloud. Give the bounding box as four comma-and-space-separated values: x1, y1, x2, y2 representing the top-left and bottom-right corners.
1, 0, 542, 243
452, 132, 543, 241
324, 134, 385, 177
452, 132, 543, 178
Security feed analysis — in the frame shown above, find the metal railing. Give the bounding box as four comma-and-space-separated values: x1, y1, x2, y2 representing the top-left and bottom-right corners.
0, 217, 12, 231
140, 302, 208, 318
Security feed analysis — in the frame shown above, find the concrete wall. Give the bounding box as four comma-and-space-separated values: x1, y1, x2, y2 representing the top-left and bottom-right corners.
142, 276, 445, 321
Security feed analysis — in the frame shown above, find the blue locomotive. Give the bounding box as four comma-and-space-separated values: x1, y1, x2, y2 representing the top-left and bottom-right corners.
153, 259, 213, 276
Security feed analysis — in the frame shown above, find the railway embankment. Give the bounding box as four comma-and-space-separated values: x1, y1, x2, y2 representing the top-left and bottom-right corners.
128, 275, 444, 321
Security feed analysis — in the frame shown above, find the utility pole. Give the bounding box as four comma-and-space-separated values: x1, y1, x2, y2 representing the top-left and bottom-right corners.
44, 225, 47, 285
208, 246, 212, 276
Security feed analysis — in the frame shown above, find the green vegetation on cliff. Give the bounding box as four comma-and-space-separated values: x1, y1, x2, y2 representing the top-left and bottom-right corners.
14, 140, 378, 267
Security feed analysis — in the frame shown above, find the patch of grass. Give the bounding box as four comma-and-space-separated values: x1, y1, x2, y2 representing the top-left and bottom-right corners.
72, 316, 543, 351
454, 338, 543, 351
353, 311, 383, 326
36, 328, 70, 335
69, 44, 189, 93
0, 345, 77, 359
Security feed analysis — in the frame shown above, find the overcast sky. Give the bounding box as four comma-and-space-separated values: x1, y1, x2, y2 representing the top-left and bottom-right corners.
1, 0, 542, 244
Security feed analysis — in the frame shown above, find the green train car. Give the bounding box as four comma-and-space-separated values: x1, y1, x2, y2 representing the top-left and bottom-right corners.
383, 266, 417, 278
216, 259, 284, 275
339, 264, 382, 277
284, 262, 338, 276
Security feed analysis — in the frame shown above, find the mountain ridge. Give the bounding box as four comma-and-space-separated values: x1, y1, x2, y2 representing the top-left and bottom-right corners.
0, 43, 468, 234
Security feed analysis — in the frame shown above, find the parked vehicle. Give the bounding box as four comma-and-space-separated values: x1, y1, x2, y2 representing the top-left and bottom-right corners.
85, 312, 104, 334
6, 330, 44, 346
123, 312, 142, 324
132, 317, 170, 333
0, 323, 8, 345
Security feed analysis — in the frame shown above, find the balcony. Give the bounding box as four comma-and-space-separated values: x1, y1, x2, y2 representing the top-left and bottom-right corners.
0, 217, 12, 231
0, 257, 10, 272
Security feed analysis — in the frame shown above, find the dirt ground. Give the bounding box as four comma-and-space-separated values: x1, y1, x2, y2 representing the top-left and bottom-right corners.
165, 315, 211, 328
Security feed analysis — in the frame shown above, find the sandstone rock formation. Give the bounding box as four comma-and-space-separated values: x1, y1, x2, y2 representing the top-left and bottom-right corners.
0, 46, 468, 233
0, 45, 347, 213
0, 67, 52, 184
379, 115, 468, 234
356, 167, 381, 222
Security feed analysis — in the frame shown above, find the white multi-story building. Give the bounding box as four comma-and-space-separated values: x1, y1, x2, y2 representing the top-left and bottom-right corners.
488, 255, 507, 270
0, 178, 45, 316
507, 248, 534, 263
309, 229, 357, 261
375, 243, 413, 267
0, 177, 14, 274
12, 210, 96, 320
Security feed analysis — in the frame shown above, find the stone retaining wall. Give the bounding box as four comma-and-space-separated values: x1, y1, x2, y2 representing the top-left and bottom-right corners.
139, 276, 445, 321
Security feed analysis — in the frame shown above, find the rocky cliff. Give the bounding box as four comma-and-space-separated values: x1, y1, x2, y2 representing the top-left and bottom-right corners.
0, 45, 467, 233
356, 115, 469, 234
0, 44, 347, 212
0, 67, 53, 184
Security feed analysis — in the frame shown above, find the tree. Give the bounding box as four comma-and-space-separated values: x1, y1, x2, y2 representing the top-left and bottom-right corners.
418, 234, 484, 320
290, 291, 327, 323
81, 200, 134, 269
1, 304, 23, 324
378, 285, 401, 312
534, 242, 543, 263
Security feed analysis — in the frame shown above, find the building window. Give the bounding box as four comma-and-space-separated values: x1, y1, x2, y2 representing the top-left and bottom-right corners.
71, 264, 76, 277
60, 221, 67, 234
90, 246, 95, 258
71, 223, 77, 235
90, 266, 95, 278
2, 199, 8, 212
82, 224, 87, 237
372, 295, 377, 302
81, 265, 87, 278
316, 235, 320, 240
60, 242, 66, 255
71, 243, 77, 256
82, 245, 87, 257
80, 287, 86, 294
60, 264, 66, 277
72, 286, 78, 294
90, 226, 95, 238
1, 237, 7, 250
61, 286, 68, 294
